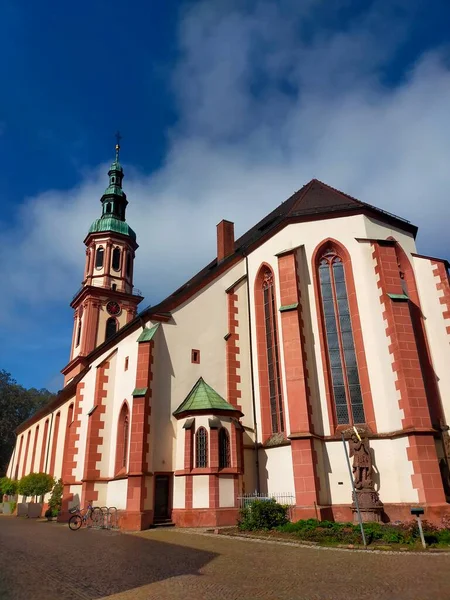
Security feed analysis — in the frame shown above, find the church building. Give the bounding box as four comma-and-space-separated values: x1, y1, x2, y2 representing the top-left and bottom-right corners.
7, 142, 450, 529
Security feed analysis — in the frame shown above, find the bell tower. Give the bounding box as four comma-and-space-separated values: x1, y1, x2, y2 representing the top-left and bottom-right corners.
62, 138, 143, 384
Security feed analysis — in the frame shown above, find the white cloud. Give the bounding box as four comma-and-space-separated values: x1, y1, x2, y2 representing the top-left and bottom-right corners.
1, 0, 450, 331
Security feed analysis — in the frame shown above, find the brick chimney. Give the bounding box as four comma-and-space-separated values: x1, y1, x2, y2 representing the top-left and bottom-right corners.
217, 220, 235, 262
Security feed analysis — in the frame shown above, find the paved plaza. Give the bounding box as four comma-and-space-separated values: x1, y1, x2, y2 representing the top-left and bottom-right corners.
1, 517, 450, 599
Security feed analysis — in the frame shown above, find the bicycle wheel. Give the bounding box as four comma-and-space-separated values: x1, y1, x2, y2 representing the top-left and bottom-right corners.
69, 515, 82, 531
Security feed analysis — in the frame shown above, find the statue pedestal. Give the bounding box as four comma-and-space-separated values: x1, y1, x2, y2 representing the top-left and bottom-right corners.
352, 489, 383, 523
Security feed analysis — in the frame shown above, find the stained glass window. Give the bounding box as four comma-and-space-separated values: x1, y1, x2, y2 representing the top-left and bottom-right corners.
195, 427, 208, 468
262, 269, 285, 434
219, 428, 230, 469
319, 250, 365, 425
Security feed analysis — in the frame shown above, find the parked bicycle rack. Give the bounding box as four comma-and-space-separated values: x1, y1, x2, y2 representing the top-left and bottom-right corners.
92, 506, 120, 530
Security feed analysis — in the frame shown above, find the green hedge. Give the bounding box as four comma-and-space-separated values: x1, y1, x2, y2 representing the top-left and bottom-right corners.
238, 499, 289, 531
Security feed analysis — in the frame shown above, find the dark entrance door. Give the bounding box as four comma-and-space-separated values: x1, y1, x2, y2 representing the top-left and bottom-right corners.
154, 475, 170, 520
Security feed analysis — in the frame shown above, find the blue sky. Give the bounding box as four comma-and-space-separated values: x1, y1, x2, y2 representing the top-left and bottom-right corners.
1, 0, 450, 392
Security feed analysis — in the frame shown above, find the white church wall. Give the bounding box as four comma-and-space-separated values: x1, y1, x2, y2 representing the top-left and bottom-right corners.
69, 484, 82, 509
53, 401, 71, 480
370, 437, 418, 503
413, 256, 450, 425
173, 475, 186, 509
193, 475, 209, 508
324, 440, 357, 505
175, 420, 186, 471
258, 445, 295, 496
219, 475, 235, 507
243, 447, 257, 495
74, 367, 96, 483
105, 479, 126, 510
363, 218, 417, 254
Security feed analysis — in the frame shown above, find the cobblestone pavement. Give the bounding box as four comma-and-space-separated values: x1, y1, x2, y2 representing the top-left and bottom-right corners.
1, 517, 450, 600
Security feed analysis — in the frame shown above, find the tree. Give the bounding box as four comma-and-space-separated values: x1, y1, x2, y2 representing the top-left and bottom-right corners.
0, 476, 18, 497
18, 473, 55, 500
46, 478, 63, 517
0, 370, 55, 476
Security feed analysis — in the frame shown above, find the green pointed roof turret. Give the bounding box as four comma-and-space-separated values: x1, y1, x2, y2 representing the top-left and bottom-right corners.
173, 377, 242, 417
87, 134, 136, 241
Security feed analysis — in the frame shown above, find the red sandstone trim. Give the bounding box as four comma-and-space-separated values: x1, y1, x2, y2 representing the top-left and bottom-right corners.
431, 260, 450, 337
226, 290, 242, 411
39, 419, 49, 473
82, 362, 109, 504
312, 239, 376, 433
172, 507, 239, 528
391, 242, 444, 427
30, 425, 39, 473
209, 474, 219, 508
372, 241, 445, 504
126, 339, 154, 516
48, 412, 60, 477
22, 430, 31, 478
254, 263, 286, 442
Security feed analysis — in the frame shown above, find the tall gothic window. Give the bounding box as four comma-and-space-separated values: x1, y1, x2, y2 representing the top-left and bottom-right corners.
262, 269, 284, 434
95, 246, 104, 269
195, 427, 208, 468
112, 247, 121, 271
219, 428, 230, 469
318, 248, 365, 425
105, 318, 117, 342
115, 403, 130, 474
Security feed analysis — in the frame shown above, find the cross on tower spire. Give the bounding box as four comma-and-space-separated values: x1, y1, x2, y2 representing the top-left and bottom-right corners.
115, 131, 122, 161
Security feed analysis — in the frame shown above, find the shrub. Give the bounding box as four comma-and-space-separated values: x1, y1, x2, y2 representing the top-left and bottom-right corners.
47, 478, 63, 517
238, 499, 289, 531
0, 477, 18, 497
18, 473, 55, 500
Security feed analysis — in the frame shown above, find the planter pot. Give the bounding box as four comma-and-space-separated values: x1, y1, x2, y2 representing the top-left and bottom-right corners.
0, 503, 3, 514
46, 517, 58, 522
17, 503, 29, 517
28, 503, 43, 519
3, 502, 12, 515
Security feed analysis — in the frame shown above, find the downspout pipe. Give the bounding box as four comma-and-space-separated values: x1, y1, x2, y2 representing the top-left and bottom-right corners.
245, 252, 261, 493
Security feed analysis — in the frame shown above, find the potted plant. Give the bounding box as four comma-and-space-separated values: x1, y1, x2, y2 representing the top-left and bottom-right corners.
45, 479, 63, 521
18, 473, 55, 518
0, 477, 18, 514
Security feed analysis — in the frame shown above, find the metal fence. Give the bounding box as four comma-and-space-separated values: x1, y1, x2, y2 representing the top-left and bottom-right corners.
91, 506, 120, 530
238, 492, 296, 519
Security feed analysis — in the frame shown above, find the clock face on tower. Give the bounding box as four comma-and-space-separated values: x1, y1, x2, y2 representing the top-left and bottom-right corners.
106, 300, 121, 316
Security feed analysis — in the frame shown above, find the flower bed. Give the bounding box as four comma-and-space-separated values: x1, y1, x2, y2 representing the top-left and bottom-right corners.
233, 500, 450, 550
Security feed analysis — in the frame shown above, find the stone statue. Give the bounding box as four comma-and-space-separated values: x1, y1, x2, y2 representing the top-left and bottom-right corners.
346, 430, 383, 522
349, 433, 372, 489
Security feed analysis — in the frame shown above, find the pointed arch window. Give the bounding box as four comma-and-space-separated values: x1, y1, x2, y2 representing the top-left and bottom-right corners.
112, 247, 121, 271
219, 428, 230, 469
115, 403, 130, 474
318, 248, 365, 425
262, 269, 284, 434
105, 318, 117, 342
195, 427, 208, 468
95, 246, 104, 269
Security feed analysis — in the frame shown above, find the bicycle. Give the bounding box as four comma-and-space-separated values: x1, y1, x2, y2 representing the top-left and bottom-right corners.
68, 502, 104, 531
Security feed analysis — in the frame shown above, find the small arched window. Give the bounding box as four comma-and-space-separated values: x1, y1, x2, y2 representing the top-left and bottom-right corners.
195, 427, 208, 468
105, 318, 117, 342
95, 247, 104, 269
219, 428, 230, 469
115, 403, 130, 473
112, 247, 121, 271
106, 203, 111, 214
111, 176, 115, 184
126, 254, 131, 277
318, 247, 365, 425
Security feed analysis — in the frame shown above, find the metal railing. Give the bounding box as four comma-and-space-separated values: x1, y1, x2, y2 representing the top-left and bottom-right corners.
238, 492, 296, 518
91, 506, 120, 530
